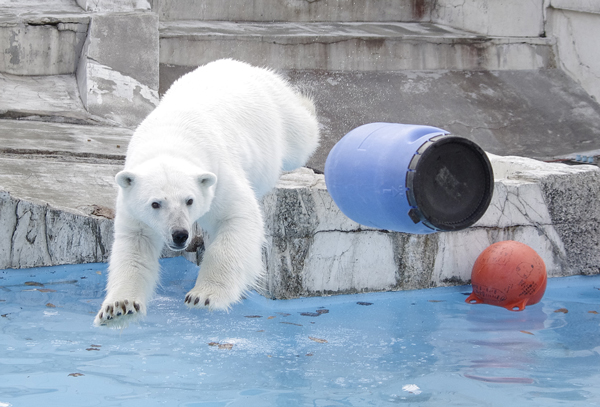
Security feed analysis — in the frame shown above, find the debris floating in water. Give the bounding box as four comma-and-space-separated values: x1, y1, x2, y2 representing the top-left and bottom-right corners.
208, 342, 234, 350
300, 309, 329, 317
402, 384, 422, 395
280, 322, 302, 327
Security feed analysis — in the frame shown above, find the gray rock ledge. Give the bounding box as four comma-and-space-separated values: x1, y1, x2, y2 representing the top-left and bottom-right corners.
260, 157, 600, 299
1, 155, 598, 300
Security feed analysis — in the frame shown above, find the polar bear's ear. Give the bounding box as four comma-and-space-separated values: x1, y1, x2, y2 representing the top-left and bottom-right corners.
198, 172, 217, 188
116, 171, 136, 189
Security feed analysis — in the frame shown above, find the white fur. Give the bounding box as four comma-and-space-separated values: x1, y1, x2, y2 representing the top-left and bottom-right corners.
94, 59, 319, 328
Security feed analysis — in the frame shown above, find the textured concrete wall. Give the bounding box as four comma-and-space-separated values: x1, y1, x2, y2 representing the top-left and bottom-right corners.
548, 4, 600, 103
432, 0, 545, 37
159, 22, 555, 72
0, 17, 88, 75
154, 0, 419, 22
275, 70, 600, 174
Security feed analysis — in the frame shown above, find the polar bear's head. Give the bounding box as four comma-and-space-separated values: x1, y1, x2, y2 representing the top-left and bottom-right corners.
115, 161, 217, 251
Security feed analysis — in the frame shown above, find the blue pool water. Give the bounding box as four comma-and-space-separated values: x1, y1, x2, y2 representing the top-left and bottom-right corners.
1, 257, 599, 406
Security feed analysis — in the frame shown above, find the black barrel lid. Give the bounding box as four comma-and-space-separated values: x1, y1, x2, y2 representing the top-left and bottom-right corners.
405, 135, 493, 232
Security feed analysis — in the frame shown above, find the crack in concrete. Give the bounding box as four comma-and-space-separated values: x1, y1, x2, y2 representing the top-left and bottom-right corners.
0, 149, 125, 164
313, 228, 387, 235
0, 110, 114, 126
8, 196, 20, 267
446, 119, 514, 133
43, 205, 52, 264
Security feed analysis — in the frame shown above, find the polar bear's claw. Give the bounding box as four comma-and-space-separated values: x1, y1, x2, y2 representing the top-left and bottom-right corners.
185, 293, 209, 307
94, 299, 144, 328
184, 283, 237, 311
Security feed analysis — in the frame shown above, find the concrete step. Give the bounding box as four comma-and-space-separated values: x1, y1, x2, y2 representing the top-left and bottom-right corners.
159, 21, 555, 72
159, 68, 600, 173
0, 1, 88, 75
156, 0, 421, 22
154, 0, 546, 38
0, 119, 131, 158
0, 72, 116, 125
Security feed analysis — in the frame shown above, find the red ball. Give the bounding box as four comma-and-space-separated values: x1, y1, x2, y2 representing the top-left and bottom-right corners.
466, 240, 547, 311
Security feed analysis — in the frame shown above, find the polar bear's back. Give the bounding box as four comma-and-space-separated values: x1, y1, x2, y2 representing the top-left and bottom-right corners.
157, 59, 319, 196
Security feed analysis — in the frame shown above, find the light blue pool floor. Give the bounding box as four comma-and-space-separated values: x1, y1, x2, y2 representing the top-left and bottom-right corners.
1, 257, 599, 407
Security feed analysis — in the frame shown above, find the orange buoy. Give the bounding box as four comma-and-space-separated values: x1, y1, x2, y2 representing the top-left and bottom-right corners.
466, 240, 547, 311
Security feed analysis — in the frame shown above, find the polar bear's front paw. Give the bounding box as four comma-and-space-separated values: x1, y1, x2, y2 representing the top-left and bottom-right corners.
94, 299, 145, 328
184, 282, 241, 311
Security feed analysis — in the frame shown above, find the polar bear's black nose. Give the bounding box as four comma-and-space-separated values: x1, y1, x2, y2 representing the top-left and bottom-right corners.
172, 229, 189, 247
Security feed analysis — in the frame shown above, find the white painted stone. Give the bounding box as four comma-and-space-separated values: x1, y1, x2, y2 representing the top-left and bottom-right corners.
431, 228, 491, 286
477, 180, 552, 228
261, 157, 600, 298
431, 224, 568, 287
487, 153, 598, 179
303, 231, 398, 294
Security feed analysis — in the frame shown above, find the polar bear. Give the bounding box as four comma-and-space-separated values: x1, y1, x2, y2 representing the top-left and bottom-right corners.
94, 59, 319, 328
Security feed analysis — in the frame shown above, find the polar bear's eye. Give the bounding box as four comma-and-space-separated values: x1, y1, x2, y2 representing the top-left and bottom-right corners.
151, 202, 161, 209
186, 199, 194, 206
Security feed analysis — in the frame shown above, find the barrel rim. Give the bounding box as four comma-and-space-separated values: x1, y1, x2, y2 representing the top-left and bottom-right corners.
405, 135, 494, 232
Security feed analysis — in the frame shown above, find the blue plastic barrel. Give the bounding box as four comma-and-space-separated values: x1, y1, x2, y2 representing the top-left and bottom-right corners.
324, 123, 494, 234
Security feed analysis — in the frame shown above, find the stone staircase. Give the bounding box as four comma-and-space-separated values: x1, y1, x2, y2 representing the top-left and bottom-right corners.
1, 0, 600, 299
157, 0, 600, 171
158, 21, 554, 71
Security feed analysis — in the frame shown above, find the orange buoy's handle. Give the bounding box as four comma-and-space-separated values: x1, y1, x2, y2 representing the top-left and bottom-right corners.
465, 293, 484, 305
